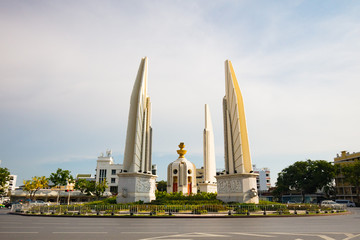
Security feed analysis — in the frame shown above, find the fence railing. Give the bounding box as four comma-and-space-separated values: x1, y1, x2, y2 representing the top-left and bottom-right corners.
11, 203, 347, 216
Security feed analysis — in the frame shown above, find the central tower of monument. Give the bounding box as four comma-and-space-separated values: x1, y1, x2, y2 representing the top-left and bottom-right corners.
117, 57, 157, 203
167, 143, 197, 195
216, 60, 259, 203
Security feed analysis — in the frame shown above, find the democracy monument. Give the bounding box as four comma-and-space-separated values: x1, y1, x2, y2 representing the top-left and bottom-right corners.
116, 57, 258, 204
116, 57, 157, 203
216, 60, 258, 203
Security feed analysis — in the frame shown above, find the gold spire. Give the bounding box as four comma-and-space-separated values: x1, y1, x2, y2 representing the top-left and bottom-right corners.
177, 142, 187, 158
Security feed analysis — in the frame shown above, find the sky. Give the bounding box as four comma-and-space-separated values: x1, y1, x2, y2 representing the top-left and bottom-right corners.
1, 0, 360, 187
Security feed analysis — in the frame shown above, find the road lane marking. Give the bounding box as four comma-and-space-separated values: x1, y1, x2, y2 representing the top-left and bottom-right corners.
0, 226, 44, 229
122, 232, 179, 234
52, 232, 108, 234
343, 233, 360, 240
230, 232, 275, 238
118, 226, 178, 228
76, 223, 119, 226
55, 226, 105, 228
270, 232, 336, 240
33, 222, 70, 224
140, 232, 230, 240
130, 224, 177, 226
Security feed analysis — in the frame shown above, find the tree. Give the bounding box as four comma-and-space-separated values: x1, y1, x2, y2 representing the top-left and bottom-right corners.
74, 179, 107, 199
156, 180, 167, 192
23, 176, 49, 200
75, 179, 90, 194
75, 179, 96, 196
275, 160, 335, 203
49, 168, 73, 204
341, 160, 360, 203
94, 180, 108, 199
272, 174, 290, 201
0, 167, 11, 196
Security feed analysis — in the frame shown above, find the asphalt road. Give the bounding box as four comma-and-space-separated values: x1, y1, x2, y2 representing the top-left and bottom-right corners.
1, 208, 360, 240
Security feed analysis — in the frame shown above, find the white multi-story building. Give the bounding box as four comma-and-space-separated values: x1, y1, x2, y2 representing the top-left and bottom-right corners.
95, 149, 157, 195
252, 165, 271, 191
95, 150, 123, 195
0, 160, 17, 193
7, 175, 17, 191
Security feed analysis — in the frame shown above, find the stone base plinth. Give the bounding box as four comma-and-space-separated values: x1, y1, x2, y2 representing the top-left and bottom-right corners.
215, 173, 259, 203
116, 172, 157, 203
198, 183, 217, 193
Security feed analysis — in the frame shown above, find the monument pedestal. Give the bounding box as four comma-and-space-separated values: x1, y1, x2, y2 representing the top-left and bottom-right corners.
116, 172, 157, 203
215, 173, 259, 203
198, 183, 217, 193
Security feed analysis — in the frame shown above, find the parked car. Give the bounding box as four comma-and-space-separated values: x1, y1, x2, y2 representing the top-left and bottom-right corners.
4, 202, 12, 208
287, 200, 299, 204
30, 200, 50, 206
335, 199, 356, 207
320, 200, 343, 208
4, 200, 24, 209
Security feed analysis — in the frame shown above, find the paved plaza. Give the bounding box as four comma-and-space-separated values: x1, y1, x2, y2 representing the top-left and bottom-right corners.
0, 208, 359, 240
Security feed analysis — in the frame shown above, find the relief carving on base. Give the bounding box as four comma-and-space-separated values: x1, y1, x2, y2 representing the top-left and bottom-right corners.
136, 177, 151, 193
217, 178, 242, 193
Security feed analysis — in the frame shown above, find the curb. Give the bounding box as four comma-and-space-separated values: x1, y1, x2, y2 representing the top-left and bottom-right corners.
8, 211, 351, 218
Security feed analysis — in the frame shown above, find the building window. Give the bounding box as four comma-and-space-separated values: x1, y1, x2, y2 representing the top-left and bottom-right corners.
112, 169, 116, 175
266, 174, 269, 177
99, 169, 107, 183
266, 180, 270, 183
110, 186, 118, 194
111, 178, 116, 183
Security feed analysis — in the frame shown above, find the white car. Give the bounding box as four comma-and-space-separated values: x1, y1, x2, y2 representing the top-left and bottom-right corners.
29, 200, 50, 206
335, 199, 356, 207
321, 200, 343, 208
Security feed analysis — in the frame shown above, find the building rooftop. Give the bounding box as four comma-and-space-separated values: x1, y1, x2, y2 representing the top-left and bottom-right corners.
334, 151, 360, 162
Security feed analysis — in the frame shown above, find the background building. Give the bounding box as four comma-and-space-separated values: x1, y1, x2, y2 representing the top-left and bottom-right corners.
252, 165, 271, 191
76, 174, 95, 182
334, 150, 360, 202
95, 149, 157, 195
196, 168, 204, 190
0, 161, 17, 203
7, 175, 17, 193
95, 150, 122, 195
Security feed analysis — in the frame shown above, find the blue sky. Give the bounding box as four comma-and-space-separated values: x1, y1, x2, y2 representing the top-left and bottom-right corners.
1, 0, 360, 186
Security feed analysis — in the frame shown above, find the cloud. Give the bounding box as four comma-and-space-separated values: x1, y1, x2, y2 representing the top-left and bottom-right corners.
1, 1, 360, 186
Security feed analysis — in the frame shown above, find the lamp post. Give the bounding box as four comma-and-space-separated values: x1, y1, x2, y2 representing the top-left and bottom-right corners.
67, 186, 70, 205
67, 177, 75, 206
